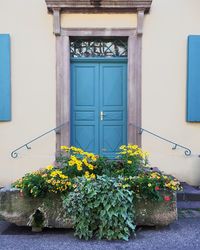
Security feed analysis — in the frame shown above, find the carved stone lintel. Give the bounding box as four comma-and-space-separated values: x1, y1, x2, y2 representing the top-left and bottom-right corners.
53, 8, 61, 36
45, 0, 153, 14
137, 8, 145, 36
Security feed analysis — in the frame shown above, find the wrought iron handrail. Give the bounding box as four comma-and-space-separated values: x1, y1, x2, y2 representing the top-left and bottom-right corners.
11, 123, 66, 159
131, 124, 192, 156
11, 123, 193, 158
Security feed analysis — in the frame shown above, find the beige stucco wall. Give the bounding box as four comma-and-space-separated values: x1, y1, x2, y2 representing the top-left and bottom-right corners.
61, 14, 137, 28
1, 0, 200, 186
0, 1, 137, 186
142, 0, 200, 185
0, 0, 56, 186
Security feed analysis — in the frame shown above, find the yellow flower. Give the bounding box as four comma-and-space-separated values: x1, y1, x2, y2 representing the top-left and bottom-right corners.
59, 174, 68, 179
70, 146, 77, 151
148, 183, 152, 187
70, 146, 84, 154
127, 160, 132, 164
84, 171, 90, 179
60, 145, 69, 151
88, 164, 94, 170
50, 170, 62, 178
68, 160, 75, 166
91, 156, 97, 162
70, 155, 77, 161
90, 173, 96, 179
83, 158, 89, 166
46, 165, 54, 171
50, 171, 57, 177
77, 165, 83, 171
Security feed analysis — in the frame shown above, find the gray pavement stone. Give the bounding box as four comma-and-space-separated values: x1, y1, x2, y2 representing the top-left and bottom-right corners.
178, 209, 200, 218
0, 217, 200, 250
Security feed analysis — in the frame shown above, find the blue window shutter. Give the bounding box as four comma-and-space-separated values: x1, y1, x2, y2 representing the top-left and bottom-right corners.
0, 34, 11, 121
187, 35, 200, 122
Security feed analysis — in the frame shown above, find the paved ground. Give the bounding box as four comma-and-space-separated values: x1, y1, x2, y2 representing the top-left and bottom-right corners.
1, 210, 200, 250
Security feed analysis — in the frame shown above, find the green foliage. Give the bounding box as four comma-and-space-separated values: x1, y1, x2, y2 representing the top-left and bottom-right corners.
93, 156, 117, 176
123, 171, 182, 201
12, 167, 72, 197
63, 175, 136, 241
12, 172, 48, 198
116, 145, 149, 177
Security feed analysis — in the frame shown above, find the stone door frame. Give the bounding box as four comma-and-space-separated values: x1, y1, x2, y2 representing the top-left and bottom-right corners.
45, 4, 150, 152
56, 23, 143, 151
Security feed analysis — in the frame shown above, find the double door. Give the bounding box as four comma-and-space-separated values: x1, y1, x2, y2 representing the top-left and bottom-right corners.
71, 58, 127, 158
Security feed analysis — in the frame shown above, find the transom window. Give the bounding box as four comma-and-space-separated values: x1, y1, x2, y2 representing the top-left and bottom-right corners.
70, 38, 128, 58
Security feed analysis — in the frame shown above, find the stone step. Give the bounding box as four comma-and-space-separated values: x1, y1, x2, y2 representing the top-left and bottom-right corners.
177, 192, 200, 201
177, 201, 200, 209
177, 182, 200, 202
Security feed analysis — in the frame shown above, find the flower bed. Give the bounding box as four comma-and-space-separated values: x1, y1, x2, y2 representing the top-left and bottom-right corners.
1, 145, 181, 240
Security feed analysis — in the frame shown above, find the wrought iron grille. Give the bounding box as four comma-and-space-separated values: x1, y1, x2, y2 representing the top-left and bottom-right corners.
70, 38, 128, 58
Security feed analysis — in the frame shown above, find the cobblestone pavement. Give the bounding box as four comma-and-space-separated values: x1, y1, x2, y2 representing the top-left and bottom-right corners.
0, 210, 200, 250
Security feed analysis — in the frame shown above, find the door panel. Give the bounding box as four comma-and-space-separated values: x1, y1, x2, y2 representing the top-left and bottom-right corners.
99, 63, 127, 158
101, 125, 124, 157
74, 66, 96, 107
102, 66, 123, 107
71, 63, 99, 155
74, 125, 96, 153
71, 60, 127, 158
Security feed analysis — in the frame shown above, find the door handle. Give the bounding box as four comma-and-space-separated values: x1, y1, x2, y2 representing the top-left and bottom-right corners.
100, 111, 105, 121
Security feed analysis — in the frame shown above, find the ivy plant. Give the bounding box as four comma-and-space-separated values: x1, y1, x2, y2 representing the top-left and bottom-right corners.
63, 175, 136, 241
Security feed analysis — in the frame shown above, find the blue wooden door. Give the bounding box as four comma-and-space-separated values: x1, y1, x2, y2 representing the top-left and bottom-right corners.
71, 58, 127, 158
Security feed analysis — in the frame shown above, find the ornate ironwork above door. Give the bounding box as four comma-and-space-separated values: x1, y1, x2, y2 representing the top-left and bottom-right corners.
70, 38, 128, 58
